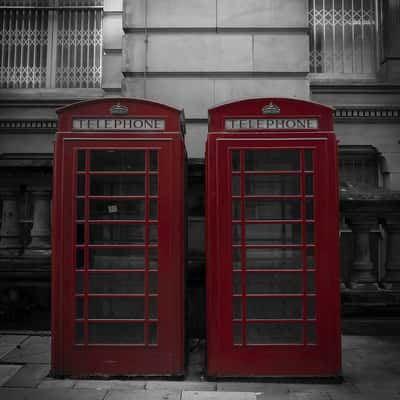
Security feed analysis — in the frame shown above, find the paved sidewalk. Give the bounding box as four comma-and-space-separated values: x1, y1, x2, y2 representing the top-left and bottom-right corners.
0, 334, 399, 399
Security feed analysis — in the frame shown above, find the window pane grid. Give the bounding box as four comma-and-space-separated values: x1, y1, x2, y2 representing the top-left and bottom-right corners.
231, 149, 317, 346
74, 149, 158, 346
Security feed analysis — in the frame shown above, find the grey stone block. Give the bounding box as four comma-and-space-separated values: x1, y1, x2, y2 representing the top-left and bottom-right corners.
0, 388, 108, 400
0, 365, 22, 386
38, 379, 76, 389
2, 336, 50, 364
146, 381, 216, 391
105, 389, 180, 400
74, 380, 145, 390
4, 364, 50, 388
182, 392, 257, 400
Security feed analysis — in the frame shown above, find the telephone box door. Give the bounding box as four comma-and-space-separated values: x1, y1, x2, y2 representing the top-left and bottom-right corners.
52, 99, 185, 377
206, 98, 341, 377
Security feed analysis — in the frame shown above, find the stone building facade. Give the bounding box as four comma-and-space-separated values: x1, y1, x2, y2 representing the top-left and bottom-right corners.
0, 0, 399, 334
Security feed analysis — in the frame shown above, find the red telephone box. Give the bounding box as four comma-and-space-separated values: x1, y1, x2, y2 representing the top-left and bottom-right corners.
52, 98, 185, 376
206, 98, 341, 377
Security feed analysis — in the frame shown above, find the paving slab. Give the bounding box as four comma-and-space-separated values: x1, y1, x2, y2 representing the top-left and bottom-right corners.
0, 335, 28, 345
146, 381, 216, 391
0, 365, 23, 386
0, 345, 18, 359
218, 382, 289, 395
2, 336, 50, 364
38, 378, 76, 389
182, 391, 257, 400
74, 380, 146, 390
289, 392, 331, 400
0, 388, 108, 400
105, 389, 180, 400
288, 383, 359, 397
4, 363, 50, 388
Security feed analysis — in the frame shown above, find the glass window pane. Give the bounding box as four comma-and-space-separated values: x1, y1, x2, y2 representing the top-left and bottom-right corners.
245, 175, 300, 195
90, 175, 145, 196
77, 151, 86, 171
307, 296, 316, 319
76, 298, 84, 319
76, 248, 85, 269
149, 297, 157, 319
232, 199, 241, 220
149, 272, 158, 294
76, 272, 84, 294
245, 150, 300, 171
306, 174, 314, 195
150, 175, 158, 195
246, 272, 303, 294
88, 298, 144, 319
246, 248, 303, 269
233, 273, 242, 294
232, 175, 240, 196
76, 224, 85, 244
232, 151, 240, 171
233, 297, 242, 319
90, 200, 145, 220
90, 150, 145, 171
307, 271, 316, 293
89, 248, 145, 270
88, 272, 144, 294
232, 248, 241, 270
305, 150, 313, 171
149, 225, 158, 244
149, 323, 158, 345
246, 297, 303, 319
245, 199, 301, 220
232, 223, 241, 244
307, 224, 315, 244
77, 199, 85, 220
245, 223, 302, 245
149, 199, 158, 220
306, 199, 314, 220
234, 322, 242, 345
246, 322, 303, 344
149, 248, 158, 270
77, 175, 85, 195
307, 248, 315, 269
88, 323, 144, 344
150, 151, 158, 171
89, 224, 144, 245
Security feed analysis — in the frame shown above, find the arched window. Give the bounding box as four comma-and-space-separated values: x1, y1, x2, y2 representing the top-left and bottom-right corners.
0, 0, 103, 88
309, 0, 380, 75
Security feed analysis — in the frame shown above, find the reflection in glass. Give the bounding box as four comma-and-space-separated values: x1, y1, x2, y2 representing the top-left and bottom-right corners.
88, 323, 144, 344
233, 273, 242, 294
246, 272, 303, 294
307, 296, 316, 319
90, 175, 145, 196
246, 248, 303, 269
234, 322, 242, 345
245, 223, 302, 245
149, 272, 158, 294
306, 174, 314, 195
307, 224, 315, 244
245, 150, 300, 171
150, 151, 158, 171
246, 322, 303, 344
307, 271, 316, 293
232, 176, 240, 195
306, 199, 314, 220
150, 175, 158, 195
149, 323, 158, 345
233, 297, 242, 319
90, 200, 145, 220
149, 225, 158, 244
232, 151, 240, 171
149, 248, 158, 269
232, 199, 241, 220
232, 224, 241, 244
89, 224, 144, 244
232, 248, 241, 269
89, 248, 145, 269
245, 175, 300, 195
245, 199, 301, 220
88, 297, 144, 319
246, 297, 303, 319
306, 248, 315, 269
87, 272, 144, 294
149, 200, 158, 220
149, 297, 157, 319
90, 150, 145, 171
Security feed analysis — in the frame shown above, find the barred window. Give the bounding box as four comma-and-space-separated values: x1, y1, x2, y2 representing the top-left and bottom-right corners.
0, 0, 103, 88
309, 0, 379, 74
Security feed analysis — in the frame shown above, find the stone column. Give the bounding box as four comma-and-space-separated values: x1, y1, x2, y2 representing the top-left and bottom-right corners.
382, 216, 400, 289
26, 189, 51, 256
347, 215, 378, 290
0, 189, 23, 256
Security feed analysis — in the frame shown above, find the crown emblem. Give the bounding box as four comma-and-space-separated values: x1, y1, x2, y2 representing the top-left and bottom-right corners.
110, 103, 128, 115
262, 102, 281, 115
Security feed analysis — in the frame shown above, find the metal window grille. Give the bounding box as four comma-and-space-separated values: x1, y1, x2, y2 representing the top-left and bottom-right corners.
0, 0, 102, 88
309, 0, 379, 74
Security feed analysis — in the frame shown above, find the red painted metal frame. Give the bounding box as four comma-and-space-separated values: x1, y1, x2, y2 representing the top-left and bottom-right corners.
52, 98, 185, 377
206, 98, 341, 377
